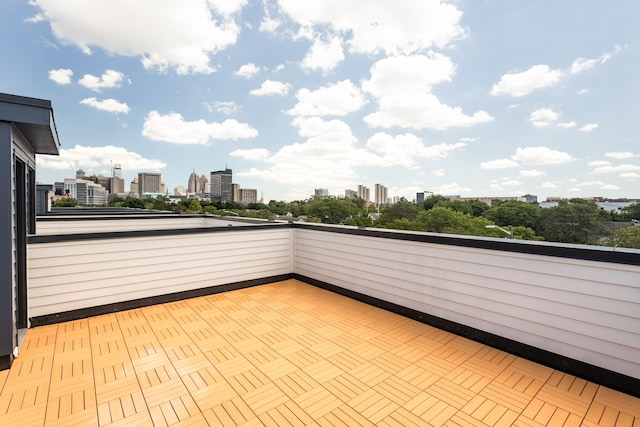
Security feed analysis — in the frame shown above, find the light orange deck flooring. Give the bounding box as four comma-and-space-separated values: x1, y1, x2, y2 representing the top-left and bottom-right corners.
0, 279, 638, 426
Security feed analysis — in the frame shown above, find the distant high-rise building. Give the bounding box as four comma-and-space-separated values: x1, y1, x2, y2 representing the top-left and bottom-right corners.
129, 177, 138, 196
374, 184, 388, 206
232, 183, 241, 202
357, 185, 370, 203
112, 164, 123, 179
416, 191, 433, 204
138, 172, 162, 196
315, 188, 329, 197
188, 171, 199, 194
345, 189, 357, 199
240, 188, 258, 204
210, 168, 232, 201
64, 178, 109, 205
110, 164, 125, 194
174, 185, 187, 196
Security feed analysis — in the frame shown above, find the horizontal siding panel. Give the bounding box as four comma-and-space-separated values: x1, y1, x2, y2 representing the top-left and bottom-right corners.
295, 246, 639, 334
28, 228, 292, 317
294, 229, 640, 379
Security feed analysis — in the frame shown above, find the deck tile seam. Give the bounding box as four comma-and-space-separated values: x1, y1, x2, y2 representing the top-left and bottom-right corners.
113, 310, 154, 424
157, 296, 265, 421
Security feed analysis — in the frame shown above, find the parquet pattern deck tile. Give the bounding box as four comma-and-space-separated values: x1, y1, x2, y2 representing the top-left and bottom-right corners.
0, 279, 638, 426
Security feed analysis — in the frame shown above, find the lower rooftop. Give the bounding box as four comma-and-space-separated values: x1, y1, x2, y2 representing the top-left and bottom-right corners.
1, 279, 638, 426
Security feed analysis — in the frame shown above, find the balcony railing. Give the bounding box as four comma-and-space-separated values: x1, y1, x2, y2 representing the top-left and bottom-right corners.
27, 214, 640, 397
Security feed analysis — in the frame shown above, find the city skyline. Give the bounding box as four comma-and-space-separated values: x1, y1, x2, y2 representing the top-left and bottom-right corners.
2, 1, 638, 202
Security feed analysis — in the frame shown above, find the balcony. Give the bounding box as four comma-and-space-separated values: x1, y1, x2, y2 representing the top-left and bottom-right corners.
1, 212, 638, 425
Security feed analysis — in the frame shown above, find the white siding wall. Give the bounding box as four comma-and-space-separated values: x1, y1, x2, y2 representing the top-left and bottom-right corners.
28, 228, 293, 317
293, 228, 640, 380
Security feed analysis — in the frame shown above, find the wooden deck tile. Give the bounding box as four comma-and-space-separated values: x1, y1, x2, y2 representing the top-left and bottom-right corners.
1, 279, 639, 426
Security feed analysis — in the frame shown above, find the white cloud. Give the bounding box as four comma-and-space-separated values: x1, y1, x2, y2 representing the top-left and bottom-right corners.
301, 36, 344, 73
48, 68, 73, 85
78, 69, 127, 92
287, 80, 366, 117
30, 0, 244, 74
207, 101, 240, 115
250, 80, 292, 96
570, 45, 622, 74
237, 117, 383, 190
577, 181, 621, 191
229, 148, 271, 161
80, 97, 130, 114
142, 111, 258, 144
36, 144, 166, 172
588, 161, 610, 167
234, 63, 261, 78
259, 17, 280, 33
557, 121, 576, 128
278, 0, 466, 55
491, 65, 563, 97
511, 146, 574, 165
480, 159, 519, 170
579, 123, 598, 132
520, 169, 547, 177
592, 164, 640, 174
620, 172, 640, 179
363, 54, 492, 130
605, 152, 638, 159
366, 132, 465, 167
432, 169, 445, 177
528, 108, 559, 127
540, 182, 558, 189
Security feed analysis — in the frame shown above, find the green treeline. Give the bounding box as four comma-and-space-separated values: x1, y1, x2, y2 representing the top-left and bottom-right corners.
54, 195, 640, 249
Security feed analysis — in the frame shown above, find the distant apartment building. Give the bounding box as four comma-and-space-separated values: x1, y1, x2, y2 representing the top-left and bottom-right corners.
357, 185, 370, 203
345, 189, 357, 199
374, 184, 388, 206
239, 188, 258, 204
210, 168, 232, 201
138, 172, 162, 197
63, 178, 108, 205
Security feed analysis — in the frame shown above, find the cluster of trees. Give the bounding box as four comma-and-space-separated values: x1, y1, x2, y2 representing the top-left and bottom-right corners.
53, 195, 640, 248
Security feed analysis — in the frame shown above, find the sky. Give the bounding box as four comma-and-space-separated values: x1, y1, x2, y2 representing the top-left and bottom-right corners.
1, 0, 639, 202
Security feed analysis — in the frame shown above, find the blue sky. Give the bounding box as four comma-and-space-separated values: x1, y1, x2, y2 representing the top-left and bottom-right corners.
2, 0, 638, 202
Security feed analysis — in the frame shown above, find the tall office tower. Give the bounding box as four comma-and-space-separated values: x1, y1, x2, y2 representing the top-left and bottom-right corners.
110, 163, 125, 194
76, 169, 86, 179
210, 168, 232, 201
357, 185, 370, 203
232, 183, 241, 202
199, 175, 208, 195
375, 184, 388, 206
112, 164, 123, 179
129, 178, 138, 196
138, 172, 162, 196
188, 171, 199, 193
314, 188, 329, 197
